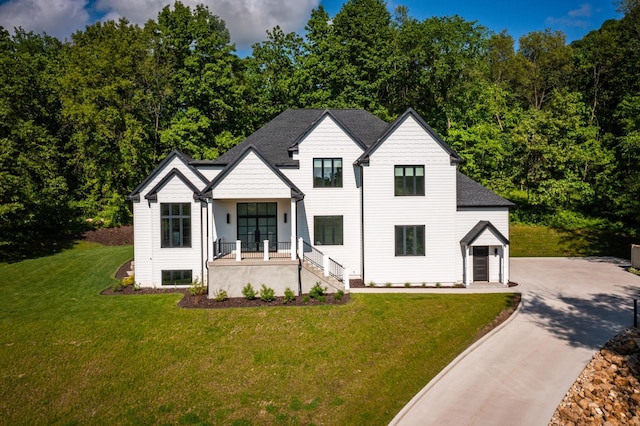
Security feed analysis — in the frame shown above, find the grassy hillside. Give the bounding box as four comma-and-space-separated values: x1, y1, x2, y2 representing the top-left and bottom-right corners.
0, 242, 515, 425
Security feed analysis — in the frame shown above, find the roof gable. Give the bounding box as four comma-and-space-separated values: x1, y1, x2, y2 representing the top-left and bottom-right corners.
460, 221, 509, 246
456, 172, 515, 208
289, 110, 369, 152
144, 168, 202, 201
128, 150, 208, 201
356, 108, 462, 165
201, 145, 304, 200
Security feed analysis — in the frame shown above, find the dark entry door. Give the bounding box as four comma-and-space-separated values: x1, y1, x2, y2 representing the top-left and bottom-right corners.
473, 246, 489, 281
237, 202, 277, 251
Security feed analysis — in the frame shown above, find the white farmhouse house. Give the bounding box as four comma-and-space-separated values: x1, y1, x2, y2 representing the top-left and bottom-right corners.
129, 108, 514, 296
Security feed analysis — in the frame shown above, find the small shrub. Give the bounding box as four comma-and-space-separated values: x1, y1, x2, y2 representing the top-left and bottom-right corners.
283, 287, 296, 304
334, 289, 344, 301
404, 282, 411, 287
309, 282, 327, 299
133, 282, 141, 291
302, 295, 310, 303
630, 267, 640, 276
111, 281, 124, 292
421, 282, 426, 287
242, 283, 256, 300
317, 295, 325, 303
188, 278, 206, 296
259, 284, 275, 302
368, 281, 376, 287
436, 282, 441, 288
121, 274, 135, 287
385, 282, 392, 287
211, 288, 228, 302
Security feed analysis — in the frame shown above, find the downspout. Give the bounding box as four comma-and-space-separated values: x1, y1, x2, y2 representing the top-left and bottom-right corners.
200, 199, 205, 287
359, 164, 365, 283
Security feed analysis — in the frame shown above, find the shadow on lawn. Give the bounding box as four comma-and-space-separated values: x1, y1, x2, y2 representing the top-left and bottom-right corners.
0, 237, 77, 263
555, 227, 639, 259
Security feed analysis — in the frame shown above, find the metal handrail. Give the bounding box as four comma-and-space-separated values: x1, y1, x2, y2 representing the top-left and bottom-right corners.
302, 241, 324, 269
328, 257, 344, 282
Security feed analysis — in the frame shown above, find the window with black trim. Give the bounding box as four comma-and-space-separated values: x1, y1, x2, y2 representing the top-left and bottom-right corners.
395, 225, 425, 256
394, 165, 425, 196
162, 270, 192, 285
161, 203, 191, 247
313, 158, 343, 187
314, 216, 343, 245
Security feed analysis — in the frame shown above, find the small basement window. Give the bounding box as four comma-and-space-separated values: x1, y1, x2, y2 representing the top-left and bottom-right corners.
162, 270, 192, 286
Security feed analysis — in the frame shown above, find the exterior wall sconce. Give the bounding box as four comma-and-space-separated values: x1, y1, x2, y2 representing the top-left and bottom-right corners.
494, 248, 498, 255
284, 213, 288, 223
226, 213, 230, 224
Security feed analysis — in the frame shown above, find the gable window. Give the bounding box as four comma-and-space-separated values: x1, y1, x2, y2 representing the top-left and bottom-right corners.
314, 216, 343, 245
395, 225, 425, 256
162, 270, 192, 285
395, 165, 424, 196
313, 158, 342, 187
161, 203, 191, 248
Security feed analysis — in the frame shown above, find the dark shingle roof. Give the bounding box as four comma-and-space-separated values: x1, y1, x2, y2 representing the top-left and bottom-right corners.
214, 109, 388, 166
456, 172, 515, 208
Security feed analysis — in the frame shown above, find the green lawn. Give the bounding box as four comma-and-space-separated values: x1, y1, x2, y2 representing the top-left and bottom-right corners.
511, 224, 638, 258
0, 242, 515, 425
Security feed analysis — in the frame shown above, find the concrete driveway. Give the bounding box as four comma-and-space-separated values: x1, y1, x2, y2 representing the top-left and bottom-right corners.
390, 257, 640, 426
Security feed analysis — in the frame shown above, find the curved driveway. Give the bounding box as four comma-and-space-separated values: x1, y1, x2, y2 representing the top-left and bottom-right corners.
391, 257, 640, 426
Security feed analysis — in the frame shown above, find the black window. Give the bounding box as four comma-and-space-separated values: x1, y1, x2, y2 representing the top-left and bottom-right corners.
395, 225, 425, 256
314, 216, 343, 245
161, 203, 191, 247
162, 270, 192, 285
395, 165, 425, 196
313, 158, 343, 187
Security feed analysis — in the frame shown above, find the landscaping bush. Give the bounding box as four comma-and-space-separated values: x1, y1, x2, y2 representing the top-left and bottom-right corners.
309, 282, 327, 299
121, 274, 135, 287
111, 281, 124, 292
242, 283, 256, 300
259, 284, 275, 302
188, 278, 206, 296
334, 290, 344, 301
211, 288, 228, 302
283, 287, 296, 304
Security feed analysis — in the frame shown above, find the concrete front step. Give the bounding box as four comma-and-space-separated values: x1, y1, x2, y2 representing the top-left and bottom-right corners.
300, 259, 345, 292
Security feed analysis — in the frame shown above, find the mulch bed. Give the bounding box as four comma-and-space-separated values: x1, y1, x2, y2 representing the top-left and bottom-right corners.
101, 285, 350, 309
82, 225, 133, 246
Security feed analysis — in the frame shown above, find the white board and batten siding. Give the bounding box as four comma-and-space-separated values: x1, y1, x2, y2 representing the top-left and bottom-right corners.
211, 150, 292, 199
133, 156, 207, 287
283, 115, 364, 276
456, 208, 510, 283
362, 116, 458, 284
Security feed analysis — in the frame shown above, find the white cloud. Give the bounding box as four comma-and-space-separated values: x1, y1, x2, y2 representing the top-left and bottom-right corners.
568, 3, 592, 18
0, 0, 91, 40
0, 0, 319, 49
546, 3, 593, 29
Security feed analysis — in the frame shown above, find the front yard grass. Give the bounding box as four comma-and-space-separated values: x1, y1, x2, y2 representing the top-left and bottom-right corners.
0, 242, 516, 425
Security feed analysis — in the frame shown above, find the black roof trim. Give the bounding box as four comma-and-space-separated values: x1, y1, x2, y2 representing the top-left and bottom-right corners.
144, 168, 202, 201
356, 108, 463, 165
200, 144, 305, 200
460, 220, 509, 246
128, 150, 208, 200
288, 109, 369, 152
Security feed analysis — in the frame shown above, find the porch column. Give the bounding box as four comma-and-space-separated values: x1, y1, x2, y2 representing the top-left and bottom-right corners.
263, 240, 269, 261
503, 245, 510, 285
235, 240, 241, 262
464, 245, 471, 287
207, 199, 214, 260
290, 198, 297, 260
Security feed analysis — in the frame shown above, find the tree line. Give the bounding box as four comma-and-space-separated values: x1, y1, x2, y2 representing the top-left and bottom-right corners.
1, 0, 639, 257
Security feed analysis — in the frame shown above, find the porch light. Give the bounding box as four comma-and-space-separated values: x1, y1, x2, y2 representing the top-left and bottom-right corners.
226, 213, 230, 224
494, 248, 498, 255
284, 213, 287, 223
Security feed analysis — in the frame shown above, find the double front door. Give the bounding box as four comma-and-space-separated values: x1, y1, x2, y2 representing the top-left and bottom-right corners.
237, 202, 277, 251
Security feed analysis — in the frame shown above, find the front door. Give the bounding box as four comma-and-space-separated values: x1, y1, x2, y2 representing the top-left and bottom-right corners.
237, 202, 277, 251
473, 246, 489, 281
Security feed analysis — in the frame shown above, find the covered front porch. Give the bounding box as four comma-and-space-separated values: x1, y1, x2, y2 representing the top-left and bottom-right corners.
461, 221, 510, 287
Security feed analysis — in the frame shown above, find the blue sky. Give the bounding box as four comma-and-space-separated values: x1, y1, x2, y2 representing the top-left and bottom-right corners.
0, 0, 621, 52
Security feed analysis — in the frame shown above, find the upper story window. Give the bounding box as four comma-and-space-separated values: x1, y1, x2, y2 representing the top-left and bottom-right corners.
313, 158, 342, 187
394, 165, 425, 196
161, 203, 191, 248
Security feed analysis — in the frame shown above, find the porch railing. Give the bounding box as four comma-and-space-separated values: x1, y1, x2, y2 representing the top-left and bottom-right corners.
214, 240, 292, 260
241, 242, 265, 259
217, 241, 236, 258
302, 241, 323, 269
328, 258, 345, 282
272, 241, 292, 258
